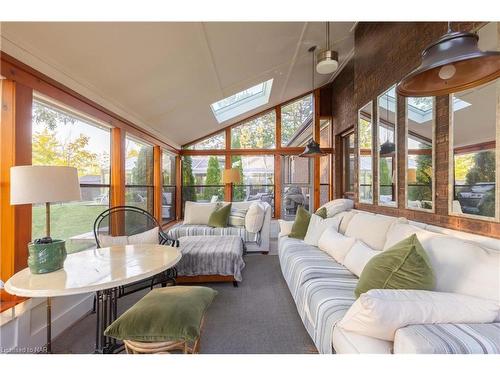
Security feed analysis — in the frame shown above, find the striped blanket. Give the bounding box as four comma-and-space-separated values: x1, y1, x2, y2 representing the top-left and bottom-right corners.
177, 235, 245, 281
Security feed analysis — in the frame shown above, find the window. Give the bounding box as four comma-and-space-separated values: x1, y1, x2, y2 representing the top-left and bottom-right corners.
182, 155, 226, 205
31, 98, 111, 253
451, 79, 498, 220
231, 111, 276, 149
319, 118, 332, 148
358, 101, 373, 203
282, 155, 312, 219
281, 94, 313, 147
377, 85, 397, 207
231, 155, 274, 211
406, 97, 435, 211
184, 132, 225, 150
162, 152, 176, 223
125, 137, 154, 214
320, 155, 331, 206
342, 132, 355, 195
210, 79, 273, 123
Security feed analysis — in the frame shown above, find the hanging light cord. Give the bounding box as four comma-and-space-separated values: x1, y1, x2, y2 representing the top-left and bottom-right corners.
326, 22, 330, 50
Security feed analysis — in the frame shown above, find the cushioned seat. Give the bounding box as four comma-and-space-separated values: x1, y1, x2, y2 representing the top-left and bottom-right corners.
333, 326, 393, 354
394, 323, 500, 354
279, 237, 356, 300
104, 286, 217, 353
296, 277, 358, 354
168, 224, 260, 246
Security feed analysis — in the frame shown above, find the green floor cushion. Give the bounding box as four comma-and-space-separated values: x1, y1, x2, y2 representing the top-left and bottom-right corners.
104, 286, 217, 342
355, 234, 435, 298
289, 206, 328, 240
208, 203, 232, 228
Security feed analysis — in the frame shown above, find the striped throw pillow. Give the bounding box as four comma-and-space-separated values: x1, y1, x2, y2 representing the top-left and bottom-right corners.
228, 208, 247, 227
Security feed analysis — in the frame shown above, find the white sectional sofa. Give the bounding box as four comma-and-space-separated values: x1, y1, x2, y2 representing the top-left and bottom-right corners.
279, 208, 500, 354
168, 201, 272, 253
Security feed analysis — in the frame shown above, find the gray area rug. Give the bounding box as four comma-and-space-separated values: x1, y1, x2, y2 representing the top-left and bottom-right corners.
52, 254, 316, 354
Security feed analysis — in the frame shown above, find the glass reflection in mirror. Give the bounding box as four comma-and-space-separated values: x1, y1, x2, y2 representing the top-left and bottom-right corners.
358, 102, 373, 203
406, 97, 435, 211
377, 85, 397, 206
451, 79, 499, 220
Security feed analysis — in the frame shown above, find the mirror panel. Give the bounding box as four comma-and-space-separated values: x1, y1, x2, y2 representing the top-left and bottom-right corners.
358, 102, 373, 204
377, 85, 397, 206
405, 97, 435, 211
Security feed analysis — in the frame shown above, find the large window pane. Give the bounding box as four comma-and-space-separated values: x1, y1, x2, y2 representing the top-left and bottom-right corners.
406, 96, 435, 211
319, 118, 332, 148
320, 155, 331, 206
231, 111, 276, 149
358, 102, 373, 203
282, 155, 312, 219
451, 78, 498, 219
125, 137, 154, 214
281, 94, 313, 147
184, 132, 225, 150
343, 132, 355, 194
182, 155, 225, 204
162, 152, 176, 223
377, 85, 397, 207
231, 155, 274, 211
32, 99, 111, 253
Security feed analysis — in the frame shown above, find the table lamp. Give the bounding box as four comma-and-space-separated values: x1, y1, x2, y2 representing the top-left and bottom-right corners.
223, 168, 241, 201
10, 166, 81, 274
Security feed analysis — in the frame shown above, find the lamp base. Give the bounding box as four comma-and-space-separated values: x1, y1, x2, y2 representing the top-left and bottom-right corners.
28, 239, 67, 274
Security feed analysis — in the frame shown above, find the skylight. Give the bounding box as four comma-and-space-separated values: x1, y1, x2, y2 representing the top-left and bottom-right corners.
210, 79, 273, 123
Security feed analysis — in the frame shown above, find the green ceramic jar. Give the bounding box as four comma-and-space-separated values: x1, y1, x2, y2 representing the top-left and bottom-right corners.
27, 240, 67, 274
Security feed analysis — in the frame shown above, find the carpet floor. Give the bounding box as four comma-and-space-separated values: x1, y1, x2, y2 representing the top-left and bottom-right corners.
52, 254, 316, 354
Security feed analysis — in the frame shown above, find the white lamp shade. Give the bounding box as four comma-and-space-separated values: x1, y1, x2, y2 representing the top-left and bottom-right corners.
10, 166, 81, 205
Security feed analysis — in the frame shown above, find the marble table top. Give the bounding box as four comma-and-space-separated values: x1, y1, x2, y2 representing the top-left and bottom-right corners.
5, 244, 181, 298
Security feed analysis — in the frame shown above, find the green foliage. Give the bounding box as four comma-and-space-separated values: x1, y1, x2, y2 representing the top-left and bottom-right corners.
33, 102, 77, 130
182, 156, 197, 202
281, 97, 312, 146
131, 146, 153, 185
465, 151, 496, 185
231, 155, 245, 201
231, 112, 276, 149
408, 154, 433, 202
358, 118, 372, 149
203, 156, 222, 200
379, 157, 392, 196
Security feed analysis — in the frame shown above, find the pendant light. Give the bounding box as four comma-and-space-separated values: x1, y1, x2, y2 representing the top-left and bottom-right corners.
300, 46, 325, 158
316, 22, 339, 75
397, 22, 500, 97
380, 91, 395, 155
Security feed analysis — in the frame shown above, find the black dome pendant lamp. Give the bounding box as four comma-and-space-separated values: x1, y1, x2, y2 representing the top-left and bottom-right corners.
300, 45, 325, 158
397, 22, 500, 97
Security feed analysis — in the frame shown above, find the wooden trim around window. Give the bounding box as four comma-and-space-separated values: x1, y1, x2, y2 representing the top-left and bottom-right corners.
0, 80, 32, 283
153, 146, 162, 223
175, 156, 182, 220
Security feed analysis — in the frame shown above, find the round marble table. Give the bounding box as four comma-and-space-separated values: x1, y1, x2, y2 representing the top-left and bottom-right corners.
5, 244, 181, 353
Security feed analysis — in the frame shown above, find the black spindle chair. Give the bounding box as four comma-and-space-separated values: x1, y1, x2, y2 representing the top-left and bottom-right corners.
93, 206, 179, 298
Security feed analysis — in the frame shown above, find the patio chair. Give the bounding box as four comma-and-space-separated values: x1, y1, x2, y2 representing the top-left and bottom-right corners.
93, 206, 179, 298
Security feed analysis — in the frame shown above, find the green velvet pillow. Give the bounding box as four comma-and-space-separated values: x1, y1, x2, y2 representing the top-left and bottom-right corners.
355, 234, 435, 298
289, 206, 327, 240
208, 203, 232, 228
104, 286, 217, 342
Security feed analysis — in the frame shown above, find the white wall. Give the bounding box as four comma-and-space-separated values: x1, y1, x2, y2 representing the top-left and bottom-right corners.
0, 293, 93, 353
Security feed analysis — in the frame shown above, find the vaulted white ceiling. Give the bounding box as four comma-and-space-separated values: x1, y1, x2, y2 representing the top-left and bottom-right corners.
0, 22, 355, 148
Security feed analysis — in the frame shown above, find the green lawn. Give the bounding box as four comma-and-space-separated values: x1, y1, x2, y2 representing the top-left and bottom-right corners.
32, 203, 108, 253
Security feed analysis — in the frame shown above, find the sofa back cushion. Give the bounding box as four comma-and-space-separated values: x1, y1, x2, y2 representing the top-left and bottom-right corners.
318, 227, 356, 264
245, 202, 266, 233
345, 213, 402, 250
424, 236, 500, 302
319, 198, 354, 217
343, 241, 379, 277
184, 202, 218, 225
304, 215, 341, 247
384, 222, 440, 250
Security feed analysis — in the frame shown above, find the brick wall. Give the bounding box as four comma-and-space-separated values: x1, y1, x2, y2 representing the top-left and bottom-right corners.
330, 22, 500, 238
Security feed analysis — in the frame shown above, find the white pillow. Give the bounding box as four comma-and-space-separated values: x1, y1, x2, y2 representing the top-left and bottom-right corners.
424, 236, 500, 303
343, 241, 379, 277
345, 213, 405, 250
338, 289, 500, 341
99, 234, 128, 247
319, 199, 354, 218
338, 210, 358, 235
278, 220, 294, 238
304, 215, 341, 247
128, 227, 159, 245
183, 201, 218, 225
318, 227, 356, 264
245, 202, 266, 233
